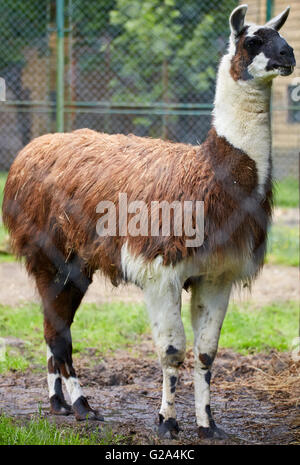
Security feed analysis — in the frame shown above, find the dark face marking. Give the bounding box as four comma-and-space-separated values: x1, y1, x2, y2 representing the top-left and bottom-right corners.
170, 376, 177, 393
230, 27, 252, 81
166, 345, 178, 355
231, 26, 295, 81
253, 28, 295, 74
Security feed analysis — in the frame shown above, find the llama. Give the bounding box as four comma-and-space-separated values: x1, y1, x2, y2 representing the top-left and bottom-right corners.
2, 5, 295, 439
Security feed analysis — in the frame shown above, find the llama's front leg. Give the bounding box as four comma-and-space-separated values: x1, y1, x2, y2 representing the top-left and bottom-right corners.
144, 281, 185, 439
47, 344, 72, 415
191, 278, 232, 439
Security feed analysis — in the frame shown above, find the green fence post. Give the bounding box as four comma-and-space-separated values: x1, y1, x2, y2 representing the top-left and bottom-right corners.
266, 0, 274, 22
56, 0, 64, 132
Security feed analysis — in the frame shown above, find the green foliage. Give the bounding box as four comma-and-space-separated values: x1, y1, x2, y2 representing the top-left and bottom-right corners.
107, 0, 236, 109
0, 0, 48, 68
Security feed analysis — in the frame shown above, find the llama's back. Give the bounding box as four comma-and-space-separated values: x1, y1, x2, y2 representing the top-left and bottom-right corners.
2, 129, 202, 282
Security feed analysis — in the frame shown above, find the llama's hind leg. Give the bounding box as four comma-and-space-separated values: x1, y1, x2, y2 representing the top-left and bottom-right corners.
34, 258, 103, 421
144, 281, 185, 439
190, 278, 232, 439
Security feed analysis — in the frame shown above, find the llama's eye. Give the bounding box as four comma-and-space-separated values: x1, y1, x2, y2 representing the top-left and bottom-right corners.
244, 37, 263, 49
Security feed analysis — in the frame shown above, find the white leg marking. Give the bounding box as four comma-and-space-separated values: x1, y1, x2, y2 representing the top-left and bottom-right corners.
62, 372, 84, 404
46, 345, 61, 399
47, 373, 60, 399
191, 279, 232, 428
144, 279, 185, 421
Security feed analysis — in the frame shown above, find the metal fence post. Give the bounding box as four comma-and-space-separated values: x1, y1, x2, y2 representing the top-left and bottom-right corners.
266, 0, 274, 22
56, 0, 64, 132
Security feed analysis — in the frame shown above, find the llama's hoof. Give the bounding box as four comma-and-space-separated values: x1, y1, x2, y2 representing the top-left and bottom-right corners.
158, 414, 180, 439
73, 396, 104, 421
198, 424, 228, 440
50, 394, 72, 416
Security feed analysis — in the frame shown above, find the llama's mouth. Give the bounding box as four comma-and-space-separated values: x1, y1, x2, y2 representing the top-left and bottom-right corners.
273, 64, 295, 76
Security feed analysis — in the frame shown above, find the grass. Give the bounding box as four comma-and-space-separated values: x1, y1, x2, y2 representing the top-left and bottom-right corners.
0, 301, 150, 373
219, 301, 299, 354
266, 225, 299, 267
274, 177, 299, 208
0, 413, 126, 445
182, 300, 299, 354
0, 299, 298, 374
0, 172, 7, 208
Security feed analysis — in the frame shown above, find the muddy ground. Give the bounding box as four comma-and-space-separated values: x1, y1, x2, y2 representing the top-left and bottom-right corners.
0, 339, 299, 445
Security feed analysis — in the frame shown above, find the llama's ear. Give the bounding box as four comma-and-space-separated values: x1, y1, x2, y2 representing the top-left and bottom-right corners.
229, 4, 248, 37
265, 6, 290, 31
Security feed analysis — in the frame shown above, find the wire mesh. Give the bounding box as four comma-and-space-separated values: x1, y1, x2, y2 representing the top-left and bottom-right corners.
0, 0, 299, 178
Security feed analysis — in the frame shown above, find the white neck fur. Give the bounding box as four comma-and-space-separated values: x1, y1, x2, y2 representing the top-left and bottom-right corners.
212, 53, 272, 196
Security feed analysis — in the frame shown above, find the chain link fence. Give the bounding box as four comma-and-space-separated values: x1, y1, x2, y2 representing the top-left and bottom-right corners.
0, 0, 299, 178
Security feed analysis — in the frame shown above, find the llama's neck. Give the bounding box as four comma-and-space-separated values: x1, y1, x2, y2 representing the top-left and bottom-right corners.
212, 54, 272, 196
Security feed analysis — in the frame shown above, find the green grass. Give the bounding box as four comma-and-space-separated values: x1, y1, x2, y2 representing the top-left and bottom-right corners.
0, 299, 298, 374
0, 413, 126, 445
0, 301, 150, 373
182, 300, 298, 355
219, 301, 299, 354
266, 224, 299, 267
0, 172, 7, 208
274, 177, 299, 208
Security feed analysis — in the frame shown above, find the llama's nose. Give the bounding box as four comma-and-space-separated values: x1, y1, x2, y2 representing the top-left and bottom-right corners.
279, 44, 296, 66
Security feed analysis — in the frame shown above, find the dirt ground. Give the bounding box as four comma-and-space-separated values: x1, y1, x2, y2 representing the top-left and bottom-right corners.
0, 340, 299, 445
0, 261, 298, 308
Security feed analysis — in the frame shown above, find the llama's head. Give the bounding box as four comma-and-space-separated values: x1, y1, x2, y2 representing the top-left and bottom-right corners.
228, 4, 295, 82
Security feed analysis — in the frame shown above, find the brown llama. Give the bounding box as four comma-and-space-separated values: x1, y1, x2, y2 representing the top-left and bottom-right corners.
2, 5, 295, 439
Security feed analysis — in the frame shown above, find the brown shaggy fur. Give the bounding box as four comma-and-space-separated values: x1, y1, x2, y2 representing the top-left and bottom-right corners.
2, 127, 272, 287
230, 27, 253, 81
